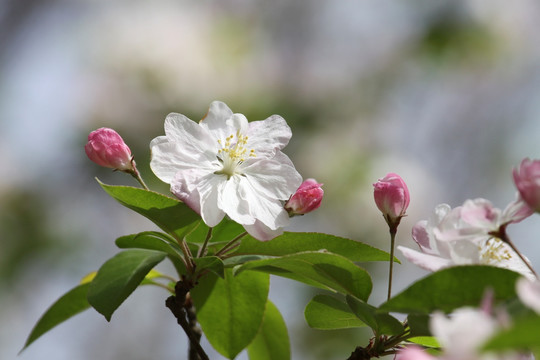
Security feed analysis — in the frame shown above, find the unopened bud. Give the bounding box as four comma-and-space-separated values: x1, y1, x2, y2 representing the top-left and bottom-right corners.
85, 128, 134, 171
513, 158, 540, 212
285, 178, 323, 216
373, 173, 410, 227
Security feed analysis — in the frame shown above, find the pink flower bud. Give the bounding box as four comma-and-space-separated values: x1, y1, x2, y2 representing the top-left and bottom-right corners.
373, 173, 410, 225
85, 128, 134, 171
285, 178, 323, 215
513, 158, 540, 212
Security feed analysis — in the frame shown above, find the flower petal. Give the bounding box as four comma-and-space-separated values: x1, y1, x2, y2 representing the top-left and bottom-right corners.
243, 220, 284, 241
197, 173, 227, 227
242, 157, 302, 200
151, 140, 212, 184
199, 101, 235, 141
247, 115, 292, 158
164, 113, 217, 158
397, 246, 453, 272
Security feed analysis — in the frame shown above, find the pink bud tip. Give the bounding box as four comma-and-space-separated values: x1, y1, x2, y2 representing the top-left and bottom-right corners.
85, 128, 134, 171
513, 158, 540, 212
284, 178, 324, 215
373, 173, 410, 224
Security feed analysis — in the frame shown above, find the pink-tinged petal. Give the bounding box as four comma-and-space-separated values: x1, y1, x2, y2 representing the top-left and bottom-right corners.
170, 169, 207, 215
411, 220, 436, 254
460, 198, 500, 229
243, 220, 284, 241
516, 277, 540, 314
247, 115, 292, 158
373, 173, 410, 224
397, 246, 453, 272
502, 194, 534, 224
513, 158, 540, 212
396, 345, 436, 360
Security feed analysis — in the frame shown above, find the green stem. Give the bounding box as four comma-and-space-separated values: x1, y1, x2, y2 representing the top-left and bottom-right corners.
131, 168, 149, 190
175, 238, 195, 275
387, 226, 397, 301
215, 232, 248, 257
197, 227, 213, 258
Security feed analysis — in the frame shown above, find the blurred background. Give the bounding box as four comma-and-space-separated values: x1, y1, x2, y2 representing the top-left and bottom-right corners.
2, 0, 540, 359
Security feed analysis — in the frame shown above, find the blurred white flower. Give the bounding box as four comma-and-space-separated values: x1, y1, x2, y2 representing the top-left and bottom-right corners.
398, 200, 534, 279
516, 277, 540, 314
150, 101, 302, 240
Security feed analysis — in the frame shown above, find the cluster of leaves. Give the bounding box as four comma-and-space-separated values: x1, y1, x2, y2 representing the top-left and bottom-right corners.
23, 182, 540, 359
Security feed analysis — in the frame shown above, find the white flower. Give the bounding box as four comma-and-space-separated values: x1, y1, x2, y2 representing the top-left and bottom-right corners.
150, 101, 302, 240
431, 307, 498, 360
398, 201, 534, 279
516, 277, 540, 314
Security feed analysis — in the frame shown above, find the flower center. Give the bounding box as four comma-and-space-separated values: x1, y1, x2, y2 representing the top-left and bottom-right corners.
215, 131, 256, 178
479, 238, 512, 264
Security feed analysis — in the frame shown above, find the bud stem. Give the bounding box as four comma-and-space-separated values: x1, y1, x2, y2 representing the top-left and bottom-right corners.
498, 226, 538, 279
387, 226, 397, 301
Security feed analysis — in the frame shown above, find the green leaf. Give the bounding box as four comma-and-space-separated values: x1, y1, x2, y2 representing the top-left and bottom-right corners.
234, 232, 395, 263
247, 301, 290, 360
407, 313, 432, 337
87, 249, 166, 321
115, 232, 184, 258
98, 180, 200, 239
194, 256, 224, 278
408, 336, 440, 348
235, 251, 372, 300
304, 295, 366, 330
22, 283, 91, 351
345, 295, 403, 336
482, 314, 540, 352
379, 265, 520, 314
191, 269, 269, 359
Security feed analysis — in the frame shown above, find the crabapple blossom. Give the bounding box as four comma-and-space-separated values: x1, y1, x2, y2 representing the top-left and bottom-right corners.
513, 158, 540, 212
373, 173, 410, 227
284, 178, 323, 216
85, 127, 134, 171
399, 304, 528, 360
150, 101, 302, 241
398, 200, 534, 279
